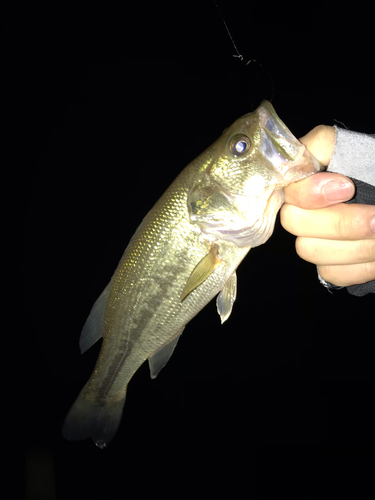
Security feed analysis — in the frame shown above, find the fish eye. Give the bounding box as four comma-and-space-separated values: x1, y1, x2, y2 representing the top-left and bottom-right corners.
229, 135, 251, 157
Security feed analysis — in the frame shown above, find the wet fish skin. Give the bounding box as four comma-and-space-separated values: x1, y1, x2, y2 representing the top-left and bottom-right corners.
62, 100, 323, 447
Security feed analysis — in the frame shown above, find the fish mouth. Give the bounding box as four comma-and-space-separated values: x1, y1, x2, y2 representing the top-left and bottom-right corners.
259, 101, 306, 162
257, 100, 325, 176
240, 100, 305, 163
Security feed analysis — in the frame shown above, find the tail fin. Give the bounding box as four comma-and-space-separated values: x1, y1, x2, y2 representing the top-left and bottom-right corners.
62, 385, 126, 448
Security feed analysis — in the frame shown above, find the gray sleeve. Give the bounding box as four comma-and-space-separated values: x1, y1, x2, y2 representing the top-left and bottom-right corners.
317, 126, 375, 296
327, 126, 375, 185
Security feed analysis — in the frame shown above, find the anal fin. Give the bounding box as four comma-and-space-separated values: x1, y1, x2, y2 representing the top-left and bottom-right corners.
216, 271, 237, 324
79, 283, 110, 354
180, 245, 222, 301
148, 328, 184, 379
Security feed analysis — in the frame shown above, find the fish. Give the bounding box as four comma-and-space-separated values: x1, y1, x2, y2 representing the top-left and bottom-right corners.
62, 100, 323, 447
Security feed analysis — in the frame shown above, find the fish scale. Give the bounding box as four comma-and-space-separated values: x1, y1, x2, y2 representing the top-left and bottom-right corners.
62, 100, 323, 447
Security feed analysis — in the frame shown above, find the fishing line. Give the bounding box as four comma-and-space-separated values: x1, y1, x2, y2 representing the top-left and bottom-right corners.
213, 0, 244, 61
213, 1, 275, 105
333, 118, 348, 129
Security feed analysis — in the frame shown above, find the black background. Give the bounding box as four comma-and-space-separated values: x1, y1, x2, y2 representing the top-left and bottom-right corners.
14, 2, 373, 499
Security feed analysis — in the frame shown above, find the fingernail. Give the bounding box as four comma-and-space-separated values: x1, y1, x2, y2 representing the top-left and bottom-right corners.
322, 180, 355, 201
371, 215, 375, 233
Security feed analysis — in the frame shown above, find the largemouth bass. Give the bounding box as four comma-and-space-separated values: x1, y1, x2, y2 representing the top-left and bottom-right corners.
62, 100, 323, 447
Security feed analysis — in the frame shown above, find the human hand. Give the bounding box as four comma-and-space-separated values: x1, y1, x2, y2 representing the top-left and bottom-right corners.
280, 125, 375, 287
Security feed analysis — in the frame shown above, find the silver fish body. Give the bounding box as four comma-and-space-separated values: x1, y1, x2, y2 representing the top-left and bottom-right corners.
62, 100, 323, 447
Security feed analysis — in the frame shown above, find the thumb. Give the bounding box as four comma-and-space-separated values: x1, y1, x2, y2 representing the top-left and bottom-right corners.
284, 172, 355, 209
284, 125, 355, 209
299, 125, 336, 165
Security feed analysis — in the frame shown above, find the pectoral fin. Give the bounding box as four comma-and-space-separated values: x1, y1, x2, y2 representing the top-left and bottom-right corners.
216, 271, 237, 324
180, 245, 223, 301
148, 328, 184, 379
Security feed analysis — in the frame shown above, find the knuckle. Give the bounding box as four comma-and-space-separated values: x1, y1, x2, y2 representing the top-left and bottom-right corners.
318, 265, 332, 283
314, 124, 330, 137
296, 237, 314, 262
280, 204, 299, 235
335, 214, 350, 238
364, 261, 375, 281
357, 239, 375, 262
319, 264, 347, 286
335, 208, 368, 239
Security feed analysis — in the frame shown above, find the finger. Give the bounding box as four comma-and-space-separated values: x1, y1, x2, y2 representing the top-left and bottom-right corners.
295, 237, 375, 265
299, 125, 336, 165
284, 172, 355, 209
280, 203, 375, 240
318, 261, 375, 287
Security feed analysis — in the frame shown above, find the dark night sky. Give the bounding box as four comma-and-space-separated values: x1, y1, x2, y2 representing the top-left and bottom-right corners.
14, 3, 373, 499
